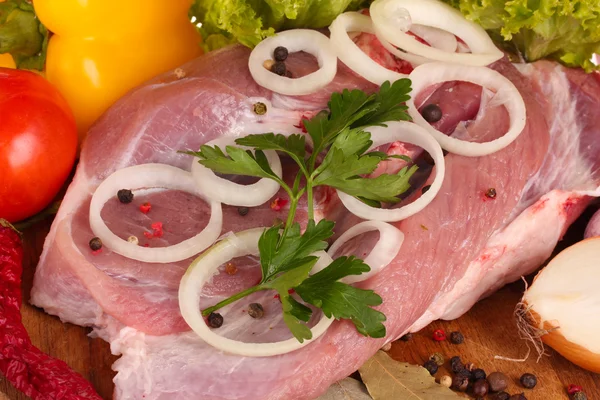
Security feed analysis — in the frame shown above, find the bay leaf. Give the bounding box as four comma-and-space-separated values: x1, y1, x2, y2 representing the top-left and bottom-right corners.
317, 377, 373, 400
359, 351, 461, 400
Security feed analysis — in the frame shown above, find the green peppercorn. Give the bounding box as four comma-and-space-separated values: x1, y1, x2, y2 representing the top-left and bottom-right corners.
573, 392, 588, 400
421, 104, 443, 123
520, 373, 537, 389
271, 61, 287, 76
207, 312, 223, 328
488, 371, 509, 392
423, 360, 438, 375
430, 352, 444, 366
252, 102, 267, 115
273, 46, 289, 62
89, 237, 102, 251
248, 303, 264, 319
450, 331, 464, 344
117, 189, 134, 203
237, 207, 250, 216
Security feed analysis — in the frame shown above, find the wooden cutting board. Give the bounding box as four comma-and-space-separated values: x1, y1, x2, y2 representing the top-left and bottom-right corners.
1, 210, 599, 400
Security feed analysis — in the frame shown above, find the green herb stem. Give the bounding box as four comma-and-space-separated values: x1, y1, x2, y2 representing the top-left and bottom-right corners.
306, 178, 314, 221
202, 285, 265, 316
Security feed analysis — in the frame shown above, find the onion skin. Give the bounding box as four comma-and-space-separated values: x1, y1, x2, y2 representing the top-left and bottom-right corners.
526, 304, 600, 373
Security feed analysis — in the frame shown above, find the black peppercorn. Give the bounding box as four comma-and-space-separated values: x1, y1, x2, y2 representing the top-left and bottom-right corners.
486, 187, 497, 199
117, 189, 134, 203
450, 356, 465, 373
573, 392, 588, 400
509, 394, 527, 400
452, 375, 469, 392
207, 312, 224, 328
237, 207, 250, 216
422, 185, 431, 194
400, 333, 412, 341
248, 303, 264, 319
473, 379, 489, 397
488, 371, 509, 392
472, 368, 486, 381
271, 61, 287, 76
491, 392, 510, 400
89, 237, 102, 251
450, 331, 464, 344
421, 104, 443, 123
520, 373, 537, 389
423, 360, 438, 375
456, 368, 473, 382
273, 46, 289, 62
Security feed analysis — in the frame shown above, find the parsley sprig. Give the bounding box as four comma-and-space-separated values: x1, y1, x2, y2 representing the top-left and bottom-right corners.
186, 79, 415, 342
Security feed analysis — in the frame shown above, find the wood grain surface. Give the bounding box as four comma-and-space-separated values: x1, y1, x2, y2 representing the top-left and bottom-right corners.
1, 208, 599, 400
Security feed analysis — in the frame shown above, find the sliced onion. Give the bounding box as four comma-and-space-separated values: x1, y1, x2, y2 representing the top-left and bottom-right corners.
329, 12, 407, 85
407, 62, 527, 157
410, 25, 457, 53
324, 221, 404, 283
337, 121, 445, 222
191, 137, 282, 207
370, 0, 503, 66
248, 30, 337, 96
376, 24, 458, 67
179, 228, 334, 357
89, 164, 222, 263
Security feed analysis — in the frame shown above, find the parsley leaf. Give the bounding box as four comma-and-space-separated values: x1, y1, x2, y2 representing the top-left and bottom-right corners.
306, 89, 378, 155
295, 257, 387, 338
184, 145, 277, 179
236, 133, 308, 174
259, 220, 334, 283
313, 148, 381, 185
263, 259, 316, 342
353, 79, 413, 128
321, 165, 418, 204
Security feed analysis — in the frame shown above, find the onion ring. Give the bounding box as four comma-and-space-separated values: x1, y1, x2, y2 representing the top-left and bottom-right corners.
191, 137, 282, 207
407, 62, 527, 157
179, 228, 334, 357
329, 12, 407, 85
337, 121, 445, 222
89, 164, 223, 263
370, 0, 503, 66
324, 221, 404, 283
248, 30, 337, 96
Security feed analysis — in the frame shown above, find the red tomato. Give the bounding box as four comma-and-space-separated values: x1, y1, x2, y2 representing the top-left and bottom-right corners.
0, 68, 77, 222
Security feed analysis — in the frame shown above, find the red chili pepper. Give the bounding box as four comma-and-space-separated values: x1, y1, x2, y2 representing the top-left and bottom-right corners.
0, 220, 101, 399
270, 197, 288, 211
140, 202, 152, 214
91, 249, 102, 256
150, 222, 164, 238
568, 384, 583, 395
432, 329, 447, 341
293, 115, 309, 133
143, 231, 154, 239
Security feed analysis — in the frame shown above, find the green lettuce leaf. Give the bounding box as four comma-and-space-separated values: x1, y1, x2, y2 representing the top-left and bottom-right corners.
444, 0, 600, 71
190, 0, 366, 50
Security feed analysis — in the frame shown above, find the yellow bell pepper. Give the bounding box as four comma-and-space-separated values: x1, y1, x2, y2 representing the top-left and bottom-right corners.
34, 0, 203, 141
0, 52, 15, 68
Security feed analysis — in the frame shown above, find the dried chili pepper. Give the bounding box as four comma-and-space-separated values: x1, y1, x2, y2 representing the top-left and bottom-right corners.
140, 202, 152, 214
0, 219, 101, 399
